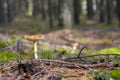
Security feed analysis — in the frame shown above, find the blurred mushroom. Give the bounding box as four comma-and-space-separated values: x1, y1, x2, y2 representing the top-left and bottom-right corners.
24, 34, 45, 59
70, 42, 78, 50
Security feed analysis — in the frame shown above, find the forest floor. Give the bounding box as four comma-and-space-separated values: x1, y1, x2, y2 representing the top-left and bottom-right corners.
0, 25, 120, 80
1, 25, 120, 50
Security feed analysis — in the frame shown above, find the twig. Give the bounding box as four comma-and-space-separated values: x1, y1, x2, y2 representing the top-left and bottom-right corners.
77, 46, 87, 58
81, 54, 120, 58
30, 70, 43, 79
34, 59, 114, 69
0, 34, 24, 60
0, 46, 9, 50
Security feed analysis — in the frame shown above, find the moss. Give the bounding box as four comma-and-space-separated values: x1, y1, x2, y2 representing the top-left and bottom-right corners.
41, 49, 56, 59
0, 40, 6, 48
110, 69, 120, 80
0, 50, 35, 63
93, 71, 110, 80
10, 35, 19, 39
0, 51, 17, 62
100, 47, 120, 54
19, 53, 34, 59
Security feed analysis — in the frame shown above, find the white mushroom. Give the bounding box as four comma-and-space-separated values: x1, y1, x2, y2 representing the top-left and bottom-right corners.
24, 34, 45, 59
70, 42, 79, 54
70, 42, 78, 50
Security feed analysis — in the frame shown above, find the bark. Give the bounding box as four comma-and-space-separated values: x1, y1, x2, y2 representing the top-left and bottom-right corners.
73, 0, 81, 24
32, 0, 39, 17
87, 0, 94, 20
116, 0, 120, 27
0, 0, 6, 24
7, 0, 14, 23
48, 0, 53, 28
25, 0, 29, 12
99, 0, 106, 23
58, 0, 64, 29
106, 0, 113, 25
18, 0, 22, 13
41, 0, 46, 20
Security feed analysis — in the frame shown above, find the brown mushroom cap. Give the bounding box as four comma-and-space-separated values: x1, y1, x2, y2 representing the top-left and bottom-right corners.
70, 42, 78, 47
24, 34, 45, 42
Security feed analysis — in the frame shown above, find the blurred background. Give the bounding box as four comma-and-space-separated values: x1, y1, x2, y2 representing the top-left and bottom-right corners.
0, 0, 119, 31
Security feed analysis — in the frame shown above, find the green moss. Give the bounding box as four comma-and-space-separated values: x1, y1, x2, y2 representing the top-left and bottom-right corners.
10, 35, 21, 40
0, 51, 17, 62
20, 53, 34, 59
41, 49, 57, 59
0, 40, 6, 48
56, 47, 71, 57
93, 71, 110, 80
100, 48, 120, 54
0, 50, 35, 63
57, 48, 71, 54
110, 69, 120, 80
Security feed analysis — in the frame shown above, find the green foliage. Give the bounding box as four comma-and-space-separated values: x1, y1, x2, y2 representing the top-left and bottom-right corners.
110, 69, 120, 80
93, 71, 110, 80
100, 48, 120, 54
0, 50, 34, 62
0, 40, 6, 48
93, 69, 120, 80
56, 47, 71, 57
57, 47, 71, 54
10, 35, 22, 41
0, 51, 17, 62
41, 49, 56, 59
20, 53, 34, 59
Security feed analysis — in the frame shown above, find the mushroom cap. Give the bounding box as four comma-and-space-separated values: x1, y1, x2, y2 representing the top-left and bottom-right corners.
24, 34, 45, 41
70, 42, 78, 47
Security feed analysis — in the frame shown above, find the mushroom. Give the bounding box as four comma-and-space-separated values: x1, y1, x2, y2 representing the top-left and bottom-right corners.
70, 42, 78, 50
70, 42, 78, 54
24, 34, 45, 59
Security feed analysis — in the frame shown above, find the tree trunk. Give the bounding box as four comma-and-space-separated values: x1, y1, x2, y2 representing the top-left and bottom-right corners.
52, 0, 58, 20
7, 0, 14, 23
106, 0, 113, 25
73, 0, 81, 24
87, 0, 94, 20
99, 0, 106, 23
25, 0, 29, 12
0, 0, 6, 24
48, 0, 53, 28
18, 0, 22, 14
116, 0, 120, 27
41, 0, 46, 20
96, 0, 100, 12
58, 0, 64, 29
32, 0, 39, 17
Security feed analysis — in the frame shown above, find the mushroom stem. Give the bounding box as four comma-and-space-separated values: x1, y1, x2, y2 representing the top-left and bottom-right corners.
34, 41, 38, 59
73, 46, 76, 50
